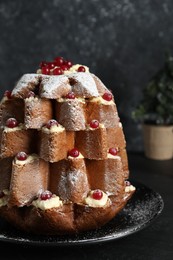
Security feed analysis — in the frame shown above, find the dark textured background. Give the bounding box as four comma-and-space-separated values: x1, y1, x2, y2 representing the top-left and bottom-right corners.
0, 0, 173, 151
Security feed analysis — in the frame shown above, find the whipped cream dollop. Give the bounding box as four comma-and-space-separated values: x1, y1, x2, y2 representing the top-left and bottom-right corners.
42, 124, 65, 134
125, 185, 136, 193
14, 154, 38, 166
64, 64, 89, 74
32, 195, 63, 210
84, 190, 109, 207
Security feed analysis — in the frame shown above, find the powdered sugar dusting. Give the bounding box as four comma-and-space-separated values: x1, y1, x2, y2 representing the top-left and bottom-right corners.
40, 75, 70, 98
12, 74, 40, 96
69, 72, 99, 97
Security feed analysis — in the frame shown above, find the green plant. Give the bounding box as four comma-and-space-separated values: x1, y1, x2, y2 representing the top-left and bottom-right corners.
132, 54, 173, 125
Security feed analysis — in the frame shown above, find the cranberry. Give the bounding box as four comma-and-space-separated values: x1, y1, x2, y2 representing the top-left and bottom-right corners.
61, 65, 69, 71
47, 62, 56, 69
0, 191, 5, 198
102, 92, 113, 101
53, 67, 63, 75
46, 119, 58, 129
54, 56, 64, 66
42, 66, 50, 75
90, 119, 99, 129
16, 152, 28, 161
68, 148, 79, 157
77, 66, 86, 72
92, 190, 103, 200
64, 60, 73, 68
27, 91, 35, 98
125, 180, 131, 186
40, 190, 52, 200
6, 118, 18, 128
65, 92, 75, 99
109, 148, 118, 156
4, 90, 12, 99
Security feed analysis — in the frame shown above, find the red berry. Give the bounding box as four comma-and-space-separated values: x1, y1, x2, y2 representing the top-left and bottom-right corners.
40, 190, 52, 200
46, 62, 56, 69
102, 92, 113, 101
27, 91, 35, 98
6, 118, 18, 128
92, 190, 103, 200
68, 148, 79, 157
54, 56, 64, 66
64, 60, 73, 68
77, 66, 85, 72
65, 92, 75, 99
4, 90, 12, 99
53, 67, 63, 75
46, 119, 58, 129
109, 148, 118, 156
61, 65, 69, 71
0, 191, 5, 198
125, 180, 131, 186
16, 152, 28, 161
42, 66, 50, 75
90, 119, 99, 129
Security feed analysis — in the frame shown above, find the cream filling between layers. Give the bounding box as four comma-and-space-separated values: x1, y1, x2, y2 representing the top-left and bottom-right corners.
0, 189, 9, 207
89, 96, 114, 105
84, 190, 109, 207
42, 124, 65, 134
32, 195, 63, 210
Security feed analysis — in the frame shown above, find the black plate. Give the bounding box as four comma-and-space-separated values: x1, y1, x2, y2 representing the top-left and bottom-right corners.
0, 181, 164, 246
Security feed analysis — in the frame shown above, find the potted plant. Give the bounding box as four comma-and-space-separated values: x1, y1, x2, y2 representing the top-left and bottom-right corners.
132, 54, 173, 160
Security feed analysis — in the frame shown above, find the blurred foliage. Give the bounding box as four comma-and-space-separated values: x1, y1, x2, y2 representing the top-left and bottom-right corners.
132, 54, 173, 125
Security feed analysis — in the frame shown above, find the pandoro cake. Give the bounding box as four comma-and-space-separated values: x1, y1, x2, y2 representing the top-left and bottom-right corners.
0, 56, 135, 235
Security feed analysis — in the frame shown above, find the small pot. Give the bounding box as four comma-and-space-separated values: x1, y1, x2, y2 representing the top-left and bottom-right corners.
142, 124, 173, 160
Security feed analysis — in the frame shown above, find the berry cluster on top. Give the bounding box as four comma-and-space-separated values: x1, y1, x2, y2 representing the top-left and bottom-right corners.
38, 56, 87, 75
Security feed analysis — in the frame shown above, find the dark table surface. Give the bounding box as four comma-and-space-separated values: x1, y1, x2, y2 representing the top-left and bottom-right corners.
0, 152, 173, 260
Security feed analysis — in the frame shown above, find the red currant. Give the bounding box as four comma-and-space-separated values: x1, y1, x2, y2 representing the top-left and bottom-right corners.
53, 67, 63, 75
68, 148, 79, 157
16, 152, 28, 161
64, 60, 73, 68
47, 62, 56, 69
65, 92, 75, 99
54, 57, 64, 66
40, 190, 52, 200
90, 119, 99, 129
46, 119, 58, 129
61, 65, 69, 71
6, 118, 18, 128
77, 66, 85, 72
4, 90, 12, 99
109, 148, 118, 156
102, 92, 113, 101
92, 190, 103, 200
42, 66, 50, 75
